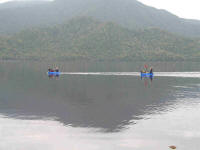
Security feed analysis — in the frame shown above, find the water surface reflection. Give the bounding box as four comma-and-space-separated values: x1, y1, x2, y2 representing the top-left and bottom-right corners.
0, 61, 200, 150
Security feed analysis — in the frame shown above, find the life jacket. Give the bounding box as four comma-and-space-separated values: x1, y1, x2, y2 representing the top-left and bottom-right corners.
141, 70, 147, 73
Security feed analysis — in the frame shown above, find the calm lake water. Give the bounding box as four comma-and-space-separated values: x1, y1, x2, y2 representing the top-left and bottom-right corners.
0, 61, 200, 150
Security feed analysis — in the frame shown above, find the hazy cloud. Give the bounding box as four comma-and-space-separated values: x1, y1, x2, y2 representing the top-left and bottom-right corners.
0, 0, 200, 20
138, 0, 200, 20
0, 0, 53, 3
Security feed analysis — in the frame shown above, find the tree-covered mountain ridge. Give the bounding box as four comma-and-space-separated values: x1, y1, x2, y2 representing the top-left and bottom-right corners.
1, 0, 200, 37
0, 17, 200, 61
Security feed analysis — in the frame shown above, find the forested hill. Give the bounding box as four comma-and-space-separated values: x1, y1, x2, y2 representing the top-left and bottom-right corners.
0, 17, 199, 61
0, 0, 200, 37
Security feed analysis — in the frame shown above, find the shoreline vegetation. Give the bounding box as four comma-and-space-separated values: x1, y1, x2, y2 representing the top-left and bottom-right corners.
1, 56, 200, 62
0, 17, 200, 62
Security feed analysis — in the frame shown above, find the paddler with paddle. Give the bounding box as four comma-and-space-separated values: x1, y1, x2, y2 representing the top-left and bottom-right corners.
141, 64, 148, 73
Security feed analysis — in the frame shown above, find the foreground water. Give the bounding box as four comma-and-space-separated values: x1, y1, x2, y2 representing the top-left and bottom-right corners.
0, 61, 200, 150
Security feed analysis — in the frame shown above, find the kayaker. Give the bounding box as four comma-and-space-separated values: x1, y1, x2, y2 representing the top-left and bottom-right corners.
150, 67, 153, 73
55, 67, 59, 72
144, 64, 148, 73
48, 68, 54, 72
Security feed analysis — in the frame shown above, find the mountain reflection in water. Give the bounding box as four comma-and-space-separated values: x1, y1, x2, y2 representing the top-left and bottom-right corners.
1, 61, 200, 150
0, 61, 199, 133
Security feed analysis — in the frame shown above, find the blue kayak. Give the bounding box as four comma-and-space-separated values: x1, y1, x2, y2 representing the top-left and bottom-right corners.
47, 72, 61, 76
140, 72, 153, 77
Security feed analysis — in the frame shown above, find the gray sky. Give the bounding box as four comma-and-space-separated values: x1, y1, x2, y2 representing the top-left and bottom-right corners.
138, 0, 200, 20
0, 0, 52, 3
0, 0, 200, 20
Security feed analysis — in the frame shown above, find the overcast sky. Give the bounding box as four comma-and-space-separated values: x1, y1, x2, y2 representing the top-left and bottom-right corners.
0, 0, 200, 20
138, 0, 200, 20
0, 0, 52, 3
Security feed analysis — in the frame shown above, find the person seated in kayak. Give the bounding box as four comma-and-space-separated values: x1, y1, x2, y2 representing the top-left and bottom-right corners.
144, 64, 148, 72
55, 67, 59, 72
140, 65, 148, 73
141, 68, 153, 73
48, 68, 54, 72
150, 68, 153, 73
